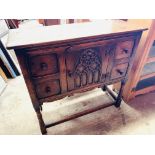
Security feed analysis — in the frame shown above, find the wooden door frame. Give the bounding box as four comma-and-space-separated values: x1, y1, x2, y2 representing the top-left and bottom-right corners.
122, 20, 155, 101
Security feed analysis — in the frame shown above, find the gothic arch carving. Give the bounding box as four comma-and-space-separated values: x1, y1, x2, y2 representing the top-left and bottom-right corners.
73, 48, 101, 87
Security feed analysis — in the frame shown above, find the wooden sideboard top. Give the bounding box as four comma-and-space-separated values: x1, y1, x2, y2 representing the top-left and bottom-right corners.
6, 20, 147, 50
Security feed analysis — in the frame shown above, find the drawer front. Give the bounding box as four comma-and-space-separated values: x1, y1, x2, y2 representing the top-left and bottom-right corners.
29, 54, 59, 77
34, 79, 61, 99
115, 40, 134, 59
110, 63, 128, 80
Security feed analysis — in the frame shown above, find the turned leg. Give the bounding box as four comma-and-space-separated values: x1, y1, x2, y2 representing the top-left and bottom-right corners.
115, 79, 126, 108
34, 105, 47, 135
102, 85, 106, 91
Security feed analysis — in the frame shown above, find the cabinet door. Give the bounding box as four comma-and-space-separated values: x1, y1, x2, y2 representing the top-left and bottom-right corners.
65, 43, 115, 91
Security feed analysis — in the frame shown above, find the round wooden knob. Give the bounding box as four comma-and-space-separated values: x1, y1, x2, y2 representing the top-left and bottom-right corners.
123, 48, 128, 54
116, 69, 123, 75
40, 63, 48, 70
68, 70, 72, 77
45, 86, 51, 93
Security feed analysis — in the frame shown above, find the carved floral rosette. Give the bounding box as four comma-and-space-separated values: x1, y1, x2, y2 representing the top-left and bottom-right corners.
73, 48, 101, 87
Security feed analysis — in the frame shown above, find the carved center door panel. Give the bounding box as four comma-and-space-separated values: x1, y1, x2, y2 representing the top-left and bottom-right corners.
65, 43, 115, 91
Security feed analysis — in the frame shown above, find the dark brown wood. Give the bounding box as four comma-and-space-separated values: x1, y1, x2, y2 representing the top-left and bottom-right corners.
41, 19, 61, 26
28, 53, 59, 77
115, 79, 126, 107
15, 51, 42, 111
36, 110, 47, 134
34, 78, 61, 99
68, 19, 74, 24
102, 81, 126, 108
103, 85, 117, 100
58, 52, 68, 93
7, 22, 145, 134
38, 77, 126, 103
5, 19, 19, 29
65, 45, 105, 90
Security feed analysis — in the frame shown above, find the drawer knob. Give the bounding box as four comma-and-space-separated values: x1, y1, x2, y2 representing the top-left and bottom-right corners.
40, 63, 48, 70
116, 69, 123, 75
68, 70, 72, 77
45, 86, 51, 93
123, 48, 128, 54
101, 74, 106, 79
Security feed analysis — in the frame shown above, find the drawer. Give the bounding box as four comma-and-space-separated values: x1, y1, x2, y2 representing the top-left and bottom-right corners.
34, 79, 61, 99
110, 63, 128, 80
115, 40, 134, 59
29, 54, 59, 77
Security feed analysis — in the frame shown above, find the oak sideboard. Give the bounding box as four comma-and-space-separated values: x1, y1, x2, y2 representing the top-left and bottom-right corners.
7, 21, 146, 134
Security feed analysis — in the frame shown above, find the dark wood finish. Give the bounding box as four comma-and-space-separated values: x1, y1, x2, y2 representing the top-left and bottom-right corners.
102, 85, 117, 100
41, 19, 61, 26
7, 21, 145, 134
68, 19, 74, 24
28, 53, 59, 77
5, 19, 19, 29
34, 78, 61, 99
36, 110, 47, 134
115, 79, 126, 107
65, 44, 108, 91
